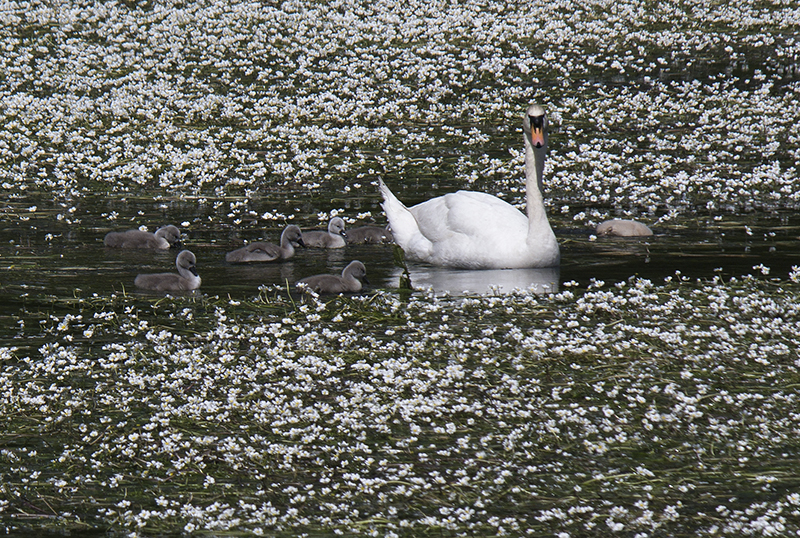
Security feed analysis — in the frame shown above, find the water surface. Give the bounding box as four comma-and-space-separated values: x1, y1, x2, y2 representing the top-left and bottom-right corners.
2, 195, 798, 308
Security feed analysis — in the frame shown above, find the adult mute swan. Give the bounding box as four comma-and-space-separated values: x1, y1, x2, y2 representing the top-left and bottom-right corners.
379, 104, 559, 269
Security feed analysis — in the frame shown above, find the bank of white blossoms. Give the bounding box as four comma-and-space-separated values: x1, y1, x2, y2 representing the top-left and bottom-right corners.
0, 0, 798, 227
2, 0, 800, 534
2, 273, 800, 536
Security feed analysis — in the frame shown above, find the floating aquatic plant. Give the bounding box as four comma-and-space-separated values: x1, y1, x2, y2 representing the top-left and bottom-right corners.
3, 272, 800, 536
1, 0, 798, 225
2, 0, 800, 536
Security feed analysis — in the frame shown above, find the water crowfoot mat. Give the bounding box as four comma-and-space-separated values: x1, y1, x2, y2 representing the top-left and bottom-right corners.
2, 272, 800, 537
2, 0, 800, 535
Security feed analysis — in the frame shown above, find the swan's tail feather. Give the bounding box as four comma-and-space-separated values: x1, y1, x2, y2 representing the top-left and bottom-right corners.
378, 179, 428, 257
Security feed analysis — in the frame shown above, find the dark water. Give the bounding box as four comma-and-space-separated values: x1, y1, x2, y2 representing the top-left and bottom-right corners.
2, 194, 799, 316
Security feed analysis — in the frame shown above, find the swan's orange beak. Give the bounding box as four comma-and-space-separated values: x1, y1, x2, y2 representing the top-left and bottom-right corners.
530, 125, 545, 148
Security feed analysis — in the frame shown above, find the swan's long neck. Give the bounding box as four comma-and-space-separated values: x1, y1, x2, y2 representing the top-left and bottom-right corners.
177, 257, 199, 280
281, 234, 296, 257
524, 133, 548, 230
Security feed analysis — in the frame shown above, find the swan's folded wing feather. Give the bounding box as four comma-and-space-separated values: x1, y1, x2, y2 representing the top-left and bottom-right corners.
412, 191, 527, 242
105, 230, 161, 248
380, 181, 434, 258
226, 241, 281, 262
302, 230, 346, 248
135, 273, 181, 291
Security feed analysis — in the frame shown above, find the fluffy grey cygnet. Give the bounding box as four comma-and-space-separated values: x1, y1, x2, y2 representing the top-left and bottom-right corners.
104, 225, 181, 249
595, 219, 653, 237
225, 225, 305, 263
296, 260, 368, 294
134, 250, 201, 291
345, 226, 393, 244
301, 217, 347, 248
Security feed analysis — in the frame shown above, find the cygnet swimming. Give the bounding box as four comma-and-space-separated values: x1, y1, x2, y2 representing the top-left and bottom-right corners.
345, 226, 393, 244
134, 250, 201, 291
301, 217, 347, 248
296, 260, 368, 294
225, 225, 305, 263
104, 225, 181, 249
596, 219, 653, 237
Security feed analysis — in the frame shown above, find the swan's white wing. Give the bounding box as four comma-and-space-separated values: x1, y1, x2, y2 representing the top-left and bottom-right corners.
406, 191, 532, 268
411, 191, 528, 243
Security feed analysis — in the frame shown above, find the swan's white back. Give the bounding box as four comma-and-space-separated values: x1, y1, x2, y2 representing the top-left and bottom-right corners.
379, 104, 559, 269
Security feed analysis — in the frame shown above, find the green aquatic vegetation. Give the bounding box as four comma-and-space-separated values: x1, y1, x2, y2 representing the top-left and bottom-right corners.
3, 275, 800, 536
2, 0, 800, 536
2, 0, 799, 220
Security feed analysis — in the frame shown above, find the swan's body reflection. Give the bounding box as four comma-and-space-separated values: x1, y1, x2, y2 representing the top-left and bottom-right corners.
392, 265, 559, 295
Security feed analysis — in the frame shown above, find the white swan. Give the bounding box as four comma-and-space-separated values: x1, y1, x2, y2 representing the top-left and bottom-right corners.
134, 250, 201, 291
296, 260, 368, 294
379, 104, 559, 269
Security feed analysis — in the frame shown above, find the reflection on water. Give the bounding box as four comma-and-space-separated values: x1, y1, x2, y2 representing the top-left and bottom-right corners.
396, 265, 560, 295
218, 261, 302, 288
